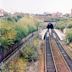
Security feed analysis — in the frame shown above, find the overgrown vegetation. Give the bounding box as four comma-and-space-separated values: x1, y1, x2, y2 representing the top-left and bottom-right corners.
20, 37, 39, 62
0, 16, 41, 49
55, 18, 72, 43
55, 18, 72, 30
0, 15, 40, 72
3, 36, 39, 72
0, 19, 17, 48
65, 29, 72, 44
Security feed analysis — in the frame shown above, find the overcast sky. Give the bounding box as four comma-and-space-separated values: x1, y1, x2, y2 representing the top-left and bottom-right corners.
0, 0, 72, 14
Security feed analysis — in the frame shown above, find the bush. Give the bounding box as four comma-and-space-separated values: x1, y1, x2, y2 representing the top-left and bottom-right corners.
65, 29, 72, 43
20, 37, 39, 62
16, 16, 40, 37
55, 18, 72, 30
0, 16, 40, 49
20, 45, 38, 62
0, 19, 17, 48
55, 20, 66, 31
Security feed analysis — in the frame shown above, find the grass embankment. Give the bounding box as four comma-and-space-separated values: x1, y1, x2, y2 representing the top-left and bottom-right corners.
0, 15, 43, 72
6, 36, 39, 72
55, 18, 72, 44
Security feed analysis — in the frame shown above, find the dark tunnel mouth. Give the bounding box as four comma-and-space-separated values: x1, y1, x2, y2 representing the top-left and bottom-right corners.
47, 23, 54, 29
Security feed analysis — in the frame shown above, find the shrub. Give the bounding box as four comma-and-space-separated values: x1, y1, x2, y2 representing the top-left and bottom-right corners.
65, 29, 72, 43
55, 21, 66, 31
0, 16, 40, 49
20, 45, 38, 62
55, 18, 72, 30
0, 19, 17, 48
16, 16, 40, 37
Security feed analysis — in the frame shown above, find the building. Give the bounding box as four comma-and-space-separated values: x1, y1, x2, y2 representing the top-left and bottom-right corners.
71, 9, 72, 17
0, 9, 4, 17
52, 12, 63, 18
0, 9, 8, 17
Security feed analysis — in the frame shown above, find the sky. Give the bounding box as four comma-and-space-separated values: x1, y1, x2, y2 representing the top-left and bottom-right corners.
0, 0, 72, 14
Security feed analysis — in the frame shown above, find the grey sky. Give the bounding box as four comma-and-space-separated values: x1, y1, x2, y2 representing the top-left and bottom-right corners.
0, 0, 72, 14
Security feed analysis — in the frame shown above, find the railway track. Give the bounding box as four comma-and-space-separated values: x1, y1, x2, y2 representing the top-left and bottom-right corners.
53, 30, 72, 71
0, 32, 36, 67
45, 32, 56, 72
45, 30, 71, 72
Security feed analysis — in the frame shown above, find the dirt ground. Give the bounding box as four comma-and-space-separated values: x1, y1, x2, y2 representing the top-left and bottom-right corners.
38, 40, 45, 72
